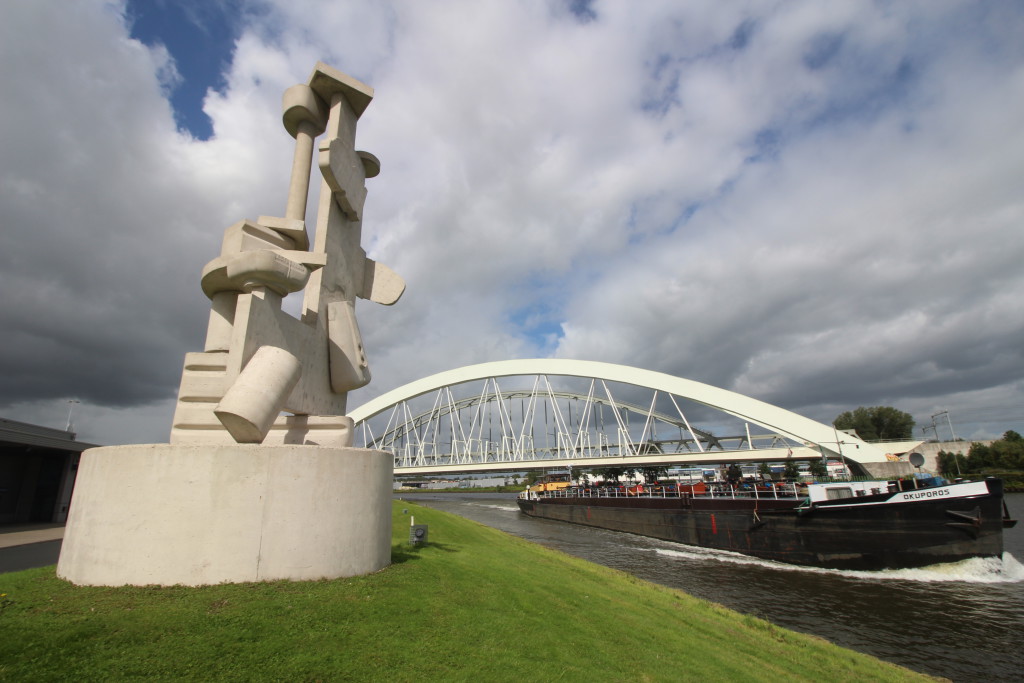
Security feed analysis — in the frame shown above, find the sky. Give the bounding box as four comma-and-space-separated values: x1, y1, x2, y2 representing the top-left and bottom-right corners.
1, 0, 1023, 447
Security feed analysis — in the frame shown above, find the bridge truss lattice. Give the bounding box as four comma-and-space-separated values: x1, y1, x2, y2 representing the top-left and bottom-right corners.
348, 361, 853, 475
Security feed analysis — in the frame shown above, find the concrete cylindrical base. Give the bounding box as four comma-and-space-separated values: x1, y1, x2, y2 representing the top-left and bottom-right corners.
57, 444, 392, 586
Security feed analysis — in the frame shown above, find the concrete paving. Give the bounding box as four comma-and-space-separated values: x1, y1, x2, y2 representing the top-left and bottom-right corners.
0, 523, 65, 549
0, 524, 65, 573
0, 539, 62, 574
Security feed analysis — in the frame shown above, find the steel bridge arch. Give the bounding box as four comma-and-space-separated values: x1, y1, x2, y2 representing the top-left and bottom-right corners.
363, 389, 731, 451
349, 359, 888, 465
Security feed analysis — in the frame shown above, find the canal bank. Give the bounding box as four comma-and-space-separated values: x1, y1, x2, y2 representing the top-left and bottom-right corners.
397, 491, 1024, 682
1, 501, 928, 681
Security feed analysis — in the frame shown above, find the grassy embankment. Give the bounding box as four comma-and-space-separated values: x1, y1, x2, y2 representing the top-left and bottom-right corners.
981, 471, 1024, 492
0, 502, 936, 681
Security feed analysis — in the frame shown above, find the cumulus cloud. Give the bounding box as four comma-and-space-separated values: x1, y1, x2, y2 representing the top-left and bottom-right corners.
1, 0, 1021, 444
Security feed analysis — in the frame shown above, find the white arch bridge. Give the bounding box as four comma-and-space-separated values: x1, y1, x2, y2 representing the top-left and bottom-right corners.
348, 360, 909, 478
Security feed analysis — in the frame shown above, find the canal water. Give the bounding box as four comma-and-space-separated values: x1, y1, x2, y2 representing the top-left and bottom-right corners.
396, 491, 1024, 682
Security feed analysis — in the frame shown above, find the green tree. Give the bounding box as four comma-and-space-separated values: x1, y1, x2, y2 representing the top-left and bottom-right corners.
967, 431, 1024, 472
966, 443, 992, 472
833, 406, 915, 441
594, 467, 626, 484
994, 431, 1024, 470
640, 466, 668, 484
782, 461, 800, 481
757, 462, 771, 480
807, 459, 827, 479
937, 450, 966, 477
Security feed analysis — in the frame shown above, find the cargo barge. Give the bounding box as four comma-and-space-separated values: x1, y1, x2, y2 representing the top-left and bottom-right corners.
517, 478, 1016, 570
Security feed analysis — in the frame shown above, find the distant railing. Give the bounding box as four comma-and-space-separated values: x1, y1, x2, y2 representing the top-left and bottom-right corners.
525, 483, 803, 501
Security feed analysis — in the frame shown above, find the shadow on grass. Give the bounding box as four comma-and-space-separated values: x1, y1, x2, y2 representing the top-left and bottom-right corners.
390, 541, 459, 564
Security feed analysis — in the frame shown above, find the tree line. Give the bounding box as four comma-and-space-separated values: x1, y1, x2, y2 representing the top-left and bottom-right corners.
832, 405, 915, 441
937, 430, 1024, 476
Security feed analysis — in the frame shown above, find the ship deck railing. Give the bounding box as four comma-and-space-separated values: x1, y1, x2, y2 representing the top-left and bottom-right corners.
527, 483, 804, 501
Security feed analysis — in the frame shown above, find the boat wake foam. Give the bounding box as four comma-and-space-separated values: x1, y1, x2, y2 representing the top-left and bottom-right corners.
652, 546, 1024, 583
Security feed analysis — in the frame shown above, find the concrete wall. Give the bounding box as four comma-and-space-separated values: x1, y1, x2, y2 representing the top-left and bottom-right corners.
911, 440, 994, 474
860, 461, 915, 479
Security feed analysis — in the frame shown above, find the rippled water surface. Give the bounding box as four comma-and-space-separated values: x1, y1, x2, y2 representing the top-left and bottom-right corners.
397, 491, 1024, 682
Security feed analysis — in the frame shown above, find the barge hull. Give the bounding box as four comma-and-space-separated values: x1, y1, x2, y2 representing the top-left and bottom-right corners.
517, 491, 1006, 571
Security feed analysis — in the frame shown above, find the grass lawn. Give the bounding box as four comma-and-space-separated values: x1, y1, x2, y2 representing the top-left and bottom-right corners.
0, 501, 937, 682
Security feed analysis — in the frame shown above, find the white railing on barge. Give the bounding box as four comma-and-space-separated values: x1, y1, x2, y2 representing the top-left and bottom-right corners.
522, 483, 803, 501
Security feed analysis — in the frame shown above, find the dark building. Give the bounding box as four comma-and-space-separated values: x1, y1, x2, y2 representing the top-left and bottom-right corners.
0, 417, 99, 525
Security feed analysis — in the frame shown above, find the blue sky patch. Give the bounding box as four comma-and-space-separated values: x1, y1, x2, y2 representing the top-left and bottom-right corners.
566, 0, 597, 23
803, 32, 845, 70
126, 0, 243, 140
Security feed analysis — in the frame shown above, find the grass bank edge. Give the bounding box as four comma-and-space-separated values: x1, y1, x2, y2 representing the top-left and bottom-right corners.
0, 500, 938, 682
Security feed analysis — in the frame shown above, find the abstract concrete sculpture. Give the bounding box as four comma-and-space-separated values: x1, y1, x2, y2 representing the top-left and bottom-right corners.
58, 64, 399, 586
172, 62, 404, 447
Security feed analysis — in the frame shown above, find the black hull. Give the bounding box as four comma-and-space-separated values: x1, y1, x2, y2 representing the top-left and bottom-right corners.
517, 489, 1007, 571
